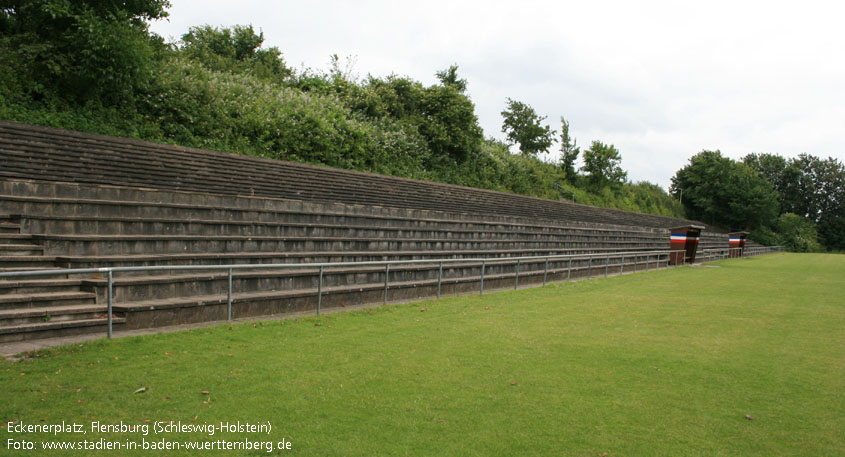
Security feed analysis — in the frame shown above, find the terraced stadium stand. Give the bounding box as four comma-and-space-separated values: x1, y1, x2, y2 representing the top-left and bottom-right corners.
0, 121, 732, 342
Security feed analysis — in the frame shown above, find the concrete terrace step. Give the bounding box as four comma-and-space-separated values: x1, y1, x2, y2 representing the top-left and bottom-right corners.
10, 213, 669, 241
0, 192, 673, 238
0, 278, 83, 295
53, 247, 666, 271
0, 121, 707, 230
30, 233, 667, 245
0, 304, 107, 326
30, 234, 666, 256
0, 244, 44, 255
0, 317, 125, 343
0, 291, 96, 309
0, 223, 21, 233
0, 267, 63, 273
1, 143, 574, 223
0, 255, 58, 269
0, 234, 36, 244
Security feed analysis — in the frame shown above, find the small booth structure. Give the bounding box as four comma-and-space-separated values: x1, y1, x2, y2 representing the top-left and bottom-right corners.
669, 225, 704, 265
728, 231, 749, 258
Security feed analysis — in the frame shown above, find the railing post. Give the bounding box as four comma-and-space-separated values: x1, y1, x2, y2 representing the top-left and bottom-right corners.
317, 265, 323, 315
543, 257, 549, 286
620, 254, 625, 275
588, 256, 592, 278
515, 259, 520, 289
107, 269, 113, 339
383, 264, 390, 304
567, 257, 572, 281
480, 259, 486, 295
437, 261, 443, 298
605, 255, 609, 277
633, 254, 637, 273
227, 268, 233, 321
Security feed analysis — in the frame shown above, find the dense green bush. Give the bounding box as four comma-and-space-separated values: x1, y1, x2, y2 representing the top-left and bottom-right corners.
775, 213, 821, 252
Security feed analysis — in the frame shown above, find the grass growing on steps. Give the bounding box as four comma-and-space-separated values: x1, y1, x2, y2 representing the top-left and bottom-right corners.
1, 253, 843, 456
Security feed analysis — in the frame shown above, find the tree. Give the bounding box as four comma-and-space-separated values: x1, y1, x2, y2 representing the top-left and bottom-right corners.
744, 152, 845, 250
500, 98, 554, 156
435, 65, 467, 93
799, 155, 845, 250
581, 141, 627, 190
670, 150, 778, 230
352, 74, 482, 164
179, 25, 291, 82
817, 203, 845, 251
743, 153, 804, 215
558, 116, 579, 181
0, 0, 170, 103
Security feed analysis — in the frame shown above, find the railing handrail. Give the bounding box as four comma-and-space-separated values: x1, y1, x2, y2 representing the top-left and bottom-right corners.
0, 246, 786, 280
0, 249, 683, 279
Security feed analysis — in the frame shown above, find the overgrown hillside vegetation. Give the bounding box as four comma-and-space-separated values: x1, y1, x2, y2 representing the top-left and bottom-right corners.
0, 1, 684, 218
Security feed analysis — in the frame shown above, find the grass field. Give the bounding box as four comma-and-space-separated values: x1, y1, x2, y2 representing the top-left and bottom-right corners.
1, 253, 843, 456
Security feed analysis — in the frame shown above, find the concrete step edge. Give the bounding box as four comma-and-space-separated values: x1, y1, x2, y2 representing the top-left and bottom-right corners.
0, 278, 83, 288
0, 193, 679, 235
54, 247, 664, 263
0, 304, 106, 319
10, 213, 669, 236
0, 291, 96, 304
0, 244, 44, 250
0, 317, 126, 335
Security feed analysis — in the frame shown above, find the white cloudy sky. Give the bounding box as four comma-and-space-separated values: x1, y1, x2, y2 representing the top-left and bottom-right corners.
149, 0, 845, 188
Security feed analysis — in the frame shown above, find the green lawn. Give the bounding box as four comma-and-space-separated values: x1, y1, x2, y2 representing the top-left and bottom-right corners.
2, 253, 843, 456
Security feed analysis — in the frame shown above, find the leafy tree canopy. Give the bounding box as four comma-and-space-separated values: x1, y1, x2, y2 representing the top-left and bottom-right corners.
581, 141, 626, 190
745, 152, 845, 250
558, 116, 579, 182
435, 64, 467, 93
500, 98, 554, 156
179, 24, 291, 82
354, 74, 483, 164
671, 150, 778, 230
0, 0, 170, 103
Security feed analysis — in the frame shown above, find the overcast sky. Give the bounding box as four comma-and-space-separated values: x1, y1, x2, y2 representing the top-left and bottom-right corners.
149, 0, 845, 188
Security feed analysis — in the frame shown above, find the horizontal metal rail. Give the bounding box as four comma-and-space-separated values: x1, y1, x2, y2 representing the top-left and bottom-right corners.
0, 246, 784, 339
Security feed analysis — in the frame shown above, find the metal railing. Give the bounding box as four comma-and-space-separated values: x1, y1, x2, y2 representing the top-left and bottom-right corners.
699, 246, 785, 261
0, 246, 784, 339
